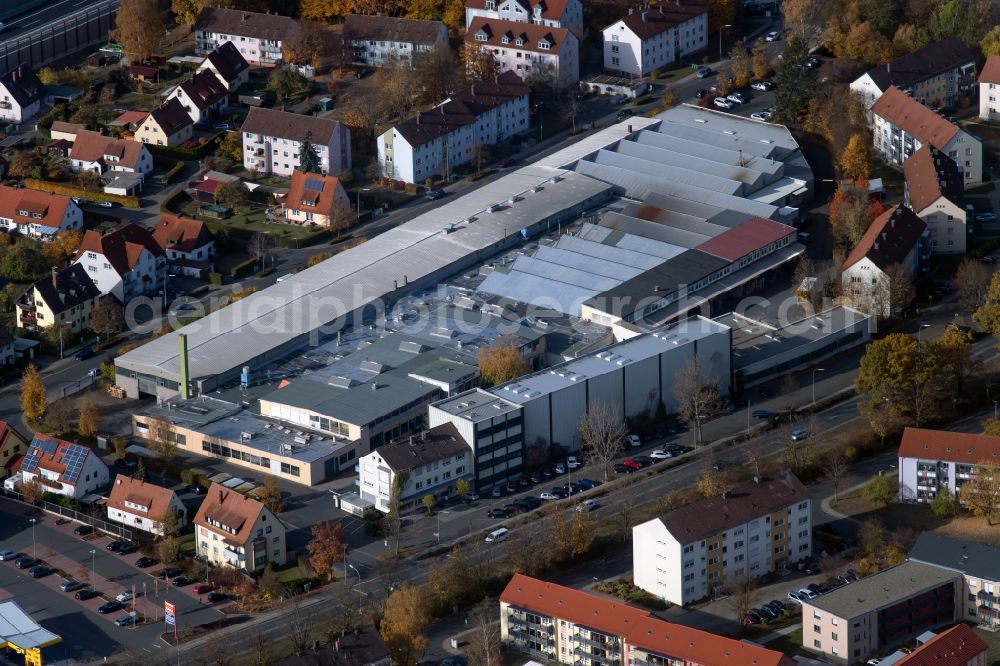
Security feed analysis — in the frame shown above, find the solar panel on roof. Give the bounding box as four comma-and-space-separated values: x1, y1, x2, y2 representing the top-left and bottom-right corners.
37, 438, 58, 455
60, 445, 88, 483
304, 178, 325, 192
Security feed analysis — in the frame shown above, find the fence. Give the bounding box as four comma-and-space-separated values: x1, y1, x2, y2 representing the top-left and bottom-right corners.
1, 488, 133, 542
58, 374, 95, 399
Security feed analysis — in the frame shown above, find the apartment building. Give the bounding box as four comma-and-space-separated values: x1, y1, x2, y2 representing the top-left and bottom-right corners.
602, 2, 708, 77
896, 625, 987, 666
357, 423, 474, 513
107, 475, 187, 536
283, 170, 350, 226
242, 107, 352, 177
17, 435, 109, 500
194, 483, 286, 571
196, 41, 250, 91
377, 70, 529, 184
72, 223, 166, 302
841, 205, 928, 317
851, 38, 976, 112
16, 265, 101, 333
465, 18, 579, 89
343, 15, 448, 68
194, 7, 297, 66
0, 185, 82, 240
633, 472, 811, 605
0, 65, 44, 123
897, 427, 1000, 504
135, 99, 193, 147
903, 145, 966, 255
500, 574, 795, 666
909, 532, 1000, 631
465, 0, 584, 36
872, 86, 982, 185
801, 561, 962, 663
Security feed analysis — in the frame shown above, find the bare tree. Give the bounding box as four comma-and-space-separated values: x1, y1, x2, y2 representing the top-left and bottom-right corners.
286, 600, 313, 654
618, 496, 635, 543
387, 470, 410, 557
673, 357, 721, 447
244, 630, 272, 666
579, 402, 628, 481
726, 572, 756, 629
465, 601, 502, 666
246, 232, 276, 272
820, 448, 849, 504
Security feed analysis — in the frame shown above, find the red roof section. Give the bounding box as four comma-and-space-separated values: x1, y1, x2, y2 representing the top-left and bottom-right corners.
152, 214, 213, 254
979, 55, 1000, 85
501, 575, 794, 666
898, 427, 1000, 465
842, 204, 926, 271
895, 625, 987, 665
0, 185, 73, 230
871, 86, 960, 149
74, 223, 164, 277
5, 453, 24, 471
695, 217, 796, 261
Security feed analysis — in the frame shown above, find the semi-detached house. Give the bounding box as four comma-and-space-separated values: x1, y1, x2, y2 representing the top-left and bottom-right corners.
377, 70, 529, 184
632, 472, 811, 606
135, 98, 193, 147
465, 18, 579, 89
167, 69, 229, 126
68, 129, 154, 179
107, 474, 187, 536
242, 107, 352, 177
903, 145, 966, 255
196, 41, 250, 91
602, 1, 707, 77
194, 7, 297, 66
0, 185, 82, 240
16, 265, 101, 333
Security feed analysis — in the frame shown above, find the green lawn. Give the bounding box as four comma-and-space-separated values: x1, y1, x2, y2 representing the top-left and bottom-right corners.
273, 563, 311, 586
175, 195, 317, 240
115, 92, 157, 110
764, 627, 804, 656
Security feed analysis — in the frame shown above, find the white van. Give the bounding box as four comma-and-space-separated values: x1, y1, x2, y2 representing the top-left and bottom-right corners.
485, 527, 509, 543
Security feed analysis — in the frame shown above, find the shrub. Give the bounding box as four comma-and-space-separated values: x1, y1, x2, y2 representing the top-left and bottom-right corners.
229, 258, 257, 278
862, 475, 896, 505
23, 179, 140, 208
207, 272, 223, 285
161, 160, 185, 184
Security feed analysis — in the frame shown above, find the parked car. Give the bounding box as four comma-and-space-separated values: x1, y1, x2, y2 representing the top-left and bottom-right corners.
75, 588, 99, 600
156, 567, 181, 580
487, 507, 509, 519
750, 111, 773, 121
425, 189, 445, 201
981, 256, 998, 265
621, 458, 646, 470
115, 612, 138, 627
650, 450, 673, 459
566, 455, 581, 469
750, 80, 775, 91
787, 591, 806, 604
74, 346, 96, 361
791, 429, 809, 442
555, 462, 566, 474
491, 486, 502, 498
757, 605, 777, 619
745, 609, 763, 624
461, 492, 480, 502
713, 97, 735, 110
206, 591, 226, 603
116, 543, 137, 556
173, 576, 196, 587
0, 550, 15, 561
106, 540, 125, 551
576, 499, 599, 512
214, 123, 231, 131
28, 565, 51, 578
71, 196, 82, 205
60, 580, 85, 592
626, 434, 642, 448
98, 601, 123, 614
576, 478, 600, 490
505, 481, 517, 494
797, 588, 819, 600
188, 485, 202, 495
100, 201, 115, 208
615, 109, 633, 121
115, 591, 134, 603
550, 486, 569, 498
976, 212, 998, 223
726, 91, 748, 105
73, 525, 94, 536
135, 557, 157, 568
14, 556, 38, 569
804, 57, 820, 69
539, 492, 559, 500
613, 463, 632, 474
695, 88, 708, 99
838, 570, 858, 584
807, 583, 829, 595
764, 30, 781, 41
632, 455, 655, 465
529, 472, 542, 484
696, 67, 713, 78
752, 409, 778, 419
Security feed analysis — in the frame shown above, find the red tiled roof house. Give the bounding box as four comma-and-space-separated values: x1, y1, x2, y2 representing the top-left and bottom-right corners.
194, 483, 286, 572
107, 474, 187, 536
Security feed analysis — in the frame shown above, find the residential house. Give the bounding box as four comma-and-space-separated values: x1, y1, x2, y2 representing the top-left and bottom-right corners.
633, 472, 811, 606
801, 561, 962, 663
602, 1, 708, 77
0, 421, 29, 482
16, 265, 101, 333
283, 170, 350, 226
196, 41, 250, 91
135, 99, 194, 148
242, 107, 352, 177
107, 474, 186, 536
377, 70, 529, 184
68, 129, 154, 181
152, 215, 216, 277
127, 63, 159, 84
0, 65, 44, 123
344, 15, 448, 68
978, 55, 1000, 121
72, 223, 166, 301
194, 7, 297, 66
851, 38, 976, 112
909, 532, 1000, 631
897, 427, 1000, 504
110, 110, 150, 135
194, 483, 286, 571
0, 329, 12, 369
465, 0, 584, 36
500, 574, 796, 666
0, 185, 83, 240
841, 204, 928, 317
49, 121, 84, 142
895, 625, 988, 665
871, 86, 982, 185
357, 423, 473, 513
17, 434, 110, 500
465, 18, 578, 89
167, 70, 229, 126
904, 145, 966, 255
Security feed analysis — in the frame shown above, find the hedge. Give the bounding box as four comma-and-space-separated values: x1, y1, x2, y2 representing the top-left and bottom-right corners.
160, 185, 186, 213
229, 258, 258, 278
161, 160, 185, 184
148, 133, 223, 161
208, 272, 224, 285
23, 179, 141, 208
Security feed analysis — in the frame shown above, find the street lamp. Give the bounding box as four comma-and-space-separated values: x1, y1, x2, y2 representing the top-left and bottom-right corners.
917, 323, 931, 343
812, 368, 825, 406
29, 519, 36, 560
719, 24, 732, 61
746, 399, 751, 432
347, 563, 361, 587
89, 549, 96, 591
994, 400, 997, 421
356, 187, 371, 225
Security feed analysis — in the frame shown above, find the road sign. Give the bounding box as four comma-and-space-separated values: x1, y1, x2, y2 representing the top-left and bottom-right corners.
164, 601, 176, 627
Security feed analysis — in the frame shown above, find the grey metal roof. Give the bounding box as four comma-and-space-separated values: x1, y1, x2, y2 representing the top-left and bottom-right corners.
614, 139, 767, 191
653, 104, 801, 156
592, 149, 745, 196
599, 212, 713, 248
908, 532, 1000, 582
0, 601, 60, 650
556, 230, 684, 262
804, 561, 961, 619
575, 223, 690, 259
477, 268, 598, 316
641, 182, 779, 220
632, 129, 784, 180
432, 387, 521, 422
116, 168, 612, 383
532, 117, 661, 169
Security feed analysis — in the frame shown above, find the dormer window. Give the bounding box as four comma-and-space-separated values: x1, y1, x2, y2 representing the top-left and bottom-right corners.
501, 35, 509, 44
32, 213, 43, 219
16, 209, 28, 216
538, 39, 550, 49
485, 0, 495, 8
515, 37, 524, 45
104, 154, 119, 162
476, 31, 487, 41
533, 5, 541, 16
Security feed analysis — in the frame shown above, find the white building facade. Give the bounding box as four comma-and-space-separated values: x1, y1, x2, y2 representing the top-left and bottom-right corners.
194, 7, 295, 66
465, 0, 584, 35
18, 436, 110, 501
897, 427, 1000, 504
241, 107, 352, 177
0, 65, 43, 124
602, 5, 708, 77
344, 15, 449, 68
979, 55, 1000, 121
466, 18, 579, 89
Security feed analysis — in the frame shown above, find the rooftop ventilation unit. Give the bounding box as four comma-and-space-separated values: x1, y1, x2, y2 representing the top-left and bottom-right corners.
551, 175, 563, 183
329, 376, 356, 389
360, 360, 387, 374
486, 204, 499, 213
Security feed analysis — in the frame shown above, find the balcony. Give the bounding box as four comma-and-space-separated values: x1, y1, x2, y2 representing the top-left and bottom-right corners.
978, 591, 999, 605
574, 634, 616, 650
573, 647, 619, 664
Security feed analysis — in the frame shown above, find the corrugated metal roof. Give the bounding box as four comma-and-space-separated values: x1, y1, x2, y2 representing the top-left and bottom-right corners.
477, 270, 597, 316
573, 224, 685, 260
599, 212, 713, 248
633, 129, 784, 179
533, 245, 646, 280
615, 139, 767, 190
592, 149, 745, 196
695, 217, 796, 261
531, 117, 660, 169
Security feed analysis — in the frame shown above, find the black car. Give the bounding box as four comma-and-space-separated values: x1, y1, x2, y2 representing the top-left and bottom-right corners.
28, 565, 52, 578
632, 455, 655, 465
156, 567, 181, 580
98, 601, 123, 614
541, 467, 554, 478
613, 463, 632, 474
766, 600, 787, 614
807, 583, 828, 595
529, 472, 542, 484
73, 525, 94, 536
14, 556, 38, 569
515, 497, 541, 511
745, 609, 763, 624
116, 543, 137, 556
487, 507, 510, 519
503, 503, 522, 515
758, 605, 778, 619
550, 486, 569, 498
135, 557, 157, 568
695, 88, 708, 99
106, 540, 124, 551
75, 588, 99, 600
206, 591, 226, 603
425, 189, 445, 201
752, 409, 778, 419
172, 576, 195, 587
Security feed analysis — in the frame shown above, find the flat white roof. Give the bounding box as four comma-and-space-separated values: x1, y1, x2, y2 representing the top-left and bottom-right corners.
0, 601, 60, 650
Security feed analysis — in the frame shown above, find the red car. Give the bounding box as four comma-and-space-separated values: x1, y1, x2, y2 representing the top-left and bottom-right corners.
621, 458, 645, 470
194, 583, 213, 595
981, 256, 997, 265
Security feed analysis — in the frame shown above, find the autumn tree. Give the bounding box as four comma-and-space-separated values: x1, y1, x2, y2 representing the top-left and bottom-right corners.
158, 535, 181, 564
477, 336, 531, 387
258, 474, 282, 513
216, 130, 243, 163
973, 271, 1000, 337
705, 0, 736, 35
154, 509, 180, 537
147, 414, 177, 466
840, 133, 872, 181
268, 68, 310, 106
283, 20, 334, 70
829, 186, 879, 248
862, 474, 896, 505
729, 41, 753, 89
298, 0, 341, 20
856, 333, 946, 428
462, 44, 499, 84
111, 0, 164, 63
960, 460, 1000, 525
660, 86, 680, 110
20, 364, 47, 425
464, 601, 502, 666
870, 262, 915, 318
21, 479, 43, 505
930, 489, 959, 517
112, 436, 128, 461
673, 356, 720, 447
893, 23, 932, 55
751, 40, 771, 79
215, 180, 249, 207
42, 230, 82, 268
412, 45, 459, 105
77, 397, 101, 438
955, 259, 991, 316
455, 478, 471, 497
380, 585, 431, 666
726, 572, 756, 631
579, 402, 627, 481
859, 517, 887, 557
90, 298, 124, 340
935, 0, 991, 47
76, 169, 102, 192
930, 326, 974, 397
840, 21, 893, 66
306, 520, 347, 581
171, 0, 213, 25
782, 0, 827, 42
981, 26, 1000, 56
